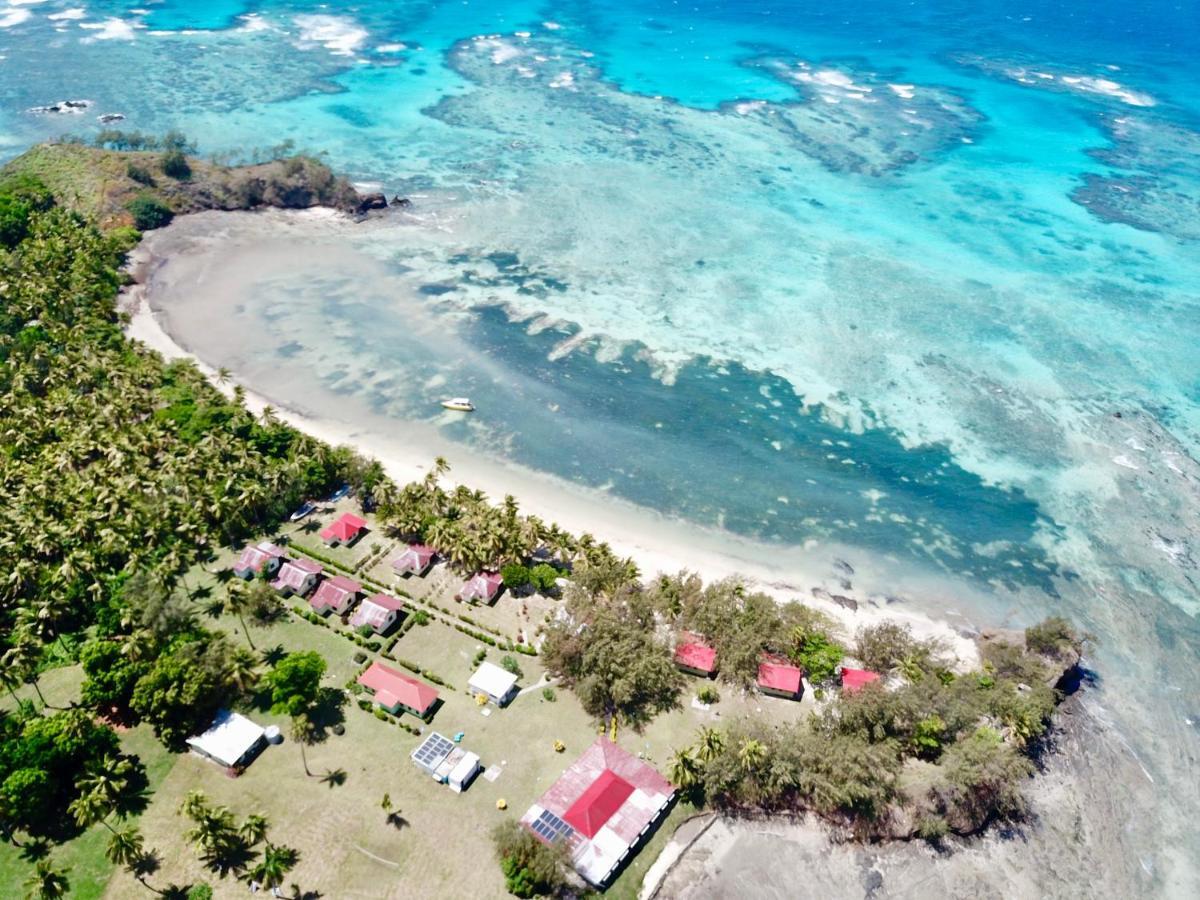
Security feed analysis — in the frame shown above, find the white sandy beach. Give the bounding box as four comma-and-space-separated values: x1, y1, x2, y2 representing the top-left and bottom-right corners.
120, 212, 983, 668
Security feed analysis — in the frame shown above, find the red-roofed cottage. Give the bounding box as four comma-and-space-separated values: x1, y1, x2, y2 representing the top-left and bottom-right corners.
349, 593, 405, 634
840, 667, 881, 693
520, 737, 675, 886
458, 572, 504, 604
232, 541, 287, 580
673, 632, 717, 678
320, 512, 367, 547
309, 575, 362, 617
757, 655, 804, 701
357, 661, 439, 720
271, 557, 323, 596
392, 544, 437, 577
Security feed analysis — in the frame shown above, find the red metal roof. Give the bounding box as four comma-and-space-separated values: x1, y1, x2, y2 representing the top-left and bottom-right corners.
234, 541, 286, 574
356, 661, 438, 713
674, 633, 717, 673
321, 512, 367, 542
350, 594, 403, 631
757, 656, 803, 693
564, 769, 635, 838
310, 575, 362, 611
392, 545, 436, 573
459, 572, 503, 600
271, 557, 322, 590
841, 667, 881, 693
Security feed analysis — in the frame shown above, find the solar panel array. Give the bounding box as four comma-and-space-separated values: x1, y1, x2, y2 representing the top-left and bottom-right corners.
531, 809, 576, 844
412, 732, 454, 770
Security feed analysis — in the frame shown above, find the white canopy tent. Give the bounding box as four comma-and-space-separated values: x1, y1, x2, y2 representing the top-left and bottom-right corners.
186, 710, 267, 769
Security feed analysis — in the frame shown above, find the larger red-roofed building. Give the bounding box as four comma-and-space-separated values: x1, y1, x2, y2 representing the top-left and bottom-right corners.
320, 512, 367, 547
270, 558, 323, 596
757, 655, 804, 700
357, 661, 439, 720
840, 667, 882, 693
520, 737, 675, 886
673, 632, 718, 678
309, 575, 362, 616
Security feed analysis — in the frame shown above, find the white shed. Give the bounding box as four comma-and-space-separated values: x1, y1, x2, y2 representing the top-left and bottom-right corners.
468, 661, 519, 706
186, 710, 266, 770
447, 751, 481, 793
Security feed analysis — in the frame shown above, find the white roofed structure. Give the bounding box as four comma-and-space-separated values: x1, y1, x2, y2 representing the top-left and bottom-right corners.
186, 710, 267, 770
468, 661, 519, 706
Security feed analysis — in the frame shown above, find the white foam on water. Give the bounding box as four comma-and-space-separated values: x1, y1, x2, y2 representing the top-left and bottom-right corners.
1059, 74, 1155, 107
79, 17, 141, 41
47, 6, 84, 20
293, 14, 368, 57
0, 8, 31, 28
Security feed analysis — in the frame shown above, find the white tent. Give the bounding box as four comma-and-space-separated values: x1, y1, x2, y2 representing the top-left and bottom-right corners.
468, 661, 519, 706
186, 710, 267, 769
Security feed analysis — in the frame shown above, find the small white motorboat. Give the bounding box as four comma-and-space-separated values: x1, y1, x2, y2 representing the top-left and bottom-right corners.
440, 397, 475, 412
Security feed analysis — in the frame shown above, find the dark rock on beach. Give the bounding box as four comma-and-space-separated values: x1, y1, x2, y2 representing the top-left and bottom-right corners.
355, 192, 388, 213
392, 196, 413, 208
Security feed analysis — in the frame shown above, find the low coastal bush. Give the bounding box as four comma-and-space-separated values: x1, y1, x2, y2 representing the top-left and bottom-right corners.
125, 193, 173, 230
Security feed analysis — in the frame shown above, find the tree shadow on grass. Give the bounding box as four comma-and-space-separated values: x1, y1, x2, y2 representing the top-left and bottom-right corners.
308, 687, 347, 738
203, 599, 226, 620
320, 768, 347, 788
113, 756, 153, 818
18, 838, 51, 862
384, 812, 410, 832
261, 644, 287, 667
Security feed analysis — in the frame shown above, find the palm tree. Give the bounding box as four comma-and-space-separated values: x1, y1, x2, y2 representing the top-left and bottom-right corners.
76, 754, 134, 814
105, 826, 159, 893
249, 843, 298, 894
228, 647, 261, 695
737, 738, 767, 773
669, 747, 701, 791
2, 634, 51, 708
239, 813, 269, 846
694, 726, 725, 764
290, 714, 316, 777
68, 788, 117, 834
178, 789, 210, 822
225, 583, 258, 649
23, 859, 69, 900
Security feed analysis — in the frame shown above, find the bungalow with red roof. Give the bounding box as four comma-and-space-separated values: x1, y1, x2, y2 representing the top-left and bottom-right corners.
309, 575, 362, 617
357, 661, 439, 720
839, 666, 881, 693
673, 632, 717, 678
392, 544, 437, 577
270, 557, 323, 596
349, 593, 405, 634
232, 541, 287, 580
520, 737, 675, 887
457, 571, 504, 605
757, 655, 804, 701
320, 512, 367, 547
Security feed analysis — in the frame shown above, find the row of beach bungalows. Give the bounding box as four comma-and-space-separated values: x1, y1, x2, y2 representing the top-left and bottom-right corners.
233, 539, 404, 634
672, 631, 881, 701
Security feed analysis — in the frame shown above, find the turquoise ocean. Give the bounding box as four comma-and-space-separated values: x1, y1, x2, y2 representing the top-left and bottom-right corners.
2, 1, 1199, 893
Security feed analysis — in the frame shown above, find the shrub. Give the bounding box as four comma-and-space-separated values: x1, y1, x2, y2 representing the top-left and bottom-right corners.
126, 162, 155, 185
413, 611, 431, 627
541, 687, 556, 702
473, 648, 488, 667
353, 651, 367, 664
530, 563, 560, 592
492, 820, 570, 898
697, 685, 720, 705
373, 708, 389, 721
396, 658, 420, 674
501, 562, 531, 589
187, 886, 214, 900
500, 655, 523, 679
125, 194, 174, 230
161, 149, 191, 179
1025, 616, 1079, 657
357, 699, 372, 711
